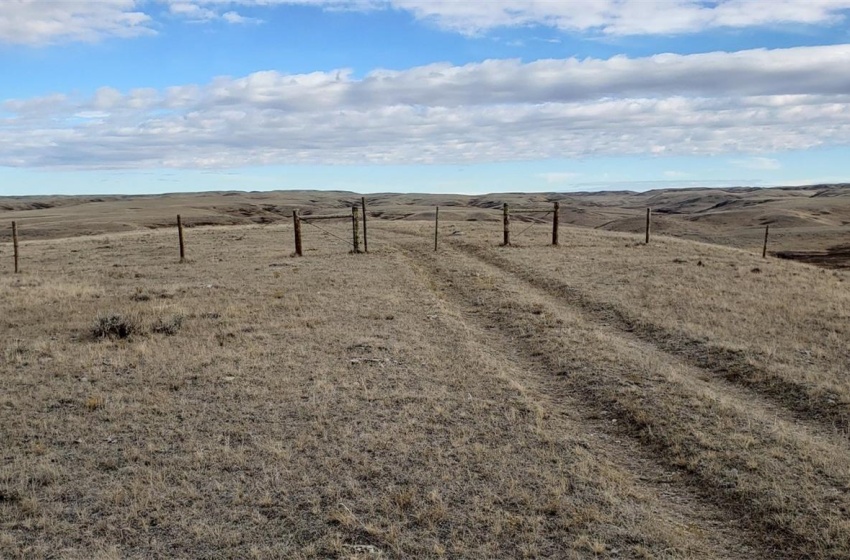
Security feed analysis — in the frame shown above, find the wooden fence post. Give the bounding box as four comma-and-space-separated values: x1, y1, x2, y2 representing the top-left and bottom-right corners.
12, 221, 19, 274
503, 203, 510, 246
361, 196, 368, 254
351, 206, 360, 254
177, 214, 185, 262
293, 210, 302, 257
552, 201, 559, 246
434, 206, 439, 252
762, 224, 769, 259
645, 208, 651, 244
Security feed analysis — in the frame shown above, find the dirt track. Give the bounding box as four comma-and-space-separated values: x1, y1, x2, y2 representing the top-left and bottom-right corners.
379, 225, 850, 558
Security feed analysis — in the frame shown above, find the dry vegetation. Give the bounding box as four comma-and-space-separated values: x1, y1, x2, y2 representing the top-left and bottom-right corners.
1, 197, 850, 558
2, 184, 849, 266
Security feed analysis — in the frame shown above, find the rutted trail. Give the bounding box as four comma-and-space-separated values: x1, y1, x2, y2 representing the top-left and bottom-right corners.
390, 242, 764, 559
452, 236, 850, 436
384, 231, 850, 559
379, 224, 850, 438
443, 236, 850, 450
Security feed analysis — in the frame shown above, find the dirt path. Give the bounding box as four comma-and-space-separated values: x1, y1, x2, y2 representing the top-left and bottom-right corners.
387, 237, 768, 559
446, 237, 850, 446
452, 237, 850, 436
381, 225, 850, 439
380, 229, 850, 558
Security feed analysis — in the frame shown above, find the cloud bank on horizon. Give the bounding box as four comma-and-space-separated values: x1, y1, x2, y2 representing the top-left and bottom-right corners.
2, 0, 850, 192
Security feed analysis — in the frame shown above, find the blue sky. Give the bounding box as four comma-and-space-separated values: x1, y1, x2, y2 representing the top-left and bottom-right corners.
2, 1, 850, 195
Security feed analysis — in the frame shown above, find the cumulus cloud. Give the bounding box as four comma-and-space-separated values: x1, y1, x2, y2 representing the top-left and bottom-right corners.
3, 45, 850, 169
0, 0, 152, 45
168, 1, 220, 21
221, 11, 261, 24
163, 0, 850, 35
167, 1, 261, 23
4, 0, 850, 45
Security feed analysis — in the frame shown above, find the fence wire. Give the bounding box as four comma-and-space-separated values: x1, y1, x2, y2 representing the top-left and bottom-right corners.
302, 219, 355, 249
513, 211, 553, 239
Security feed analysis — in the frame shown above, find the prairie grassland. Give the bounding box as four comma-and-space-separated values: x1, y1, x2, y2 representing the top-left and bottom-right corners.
1, 220, 849, 558
376, 219, 850, 556
418, 221, 850, 427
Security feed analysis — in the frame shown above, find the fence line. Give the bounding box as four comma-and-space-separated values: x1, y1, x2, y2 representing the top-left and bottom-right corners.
298, 214, 351, 221
502, 203, 510, 246
434, 207, 439, 252
361, 197, 369, 254
553, 202, 560, 246
293, 206, 365, 256
12, 221, 19, 274
292, 210, 303, 256
352, 206, 361, 254
501, 202, 560, 246
177, 214, 186, 262
4, 204, 798, 273
763, 225, 770, 259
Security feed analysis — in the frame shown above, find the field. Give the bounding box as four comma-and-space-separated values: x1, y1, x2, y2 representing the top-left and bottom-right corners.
2, 185, 850, 267
2, 191, 850, 558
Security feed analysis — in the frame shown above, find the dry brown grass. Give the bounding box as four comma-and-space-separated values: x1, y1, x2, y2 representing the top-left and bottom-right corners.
379, 219, 850, 556
431, 223, 850, 429
1, 218, 849, 558
3, 186, 850, 264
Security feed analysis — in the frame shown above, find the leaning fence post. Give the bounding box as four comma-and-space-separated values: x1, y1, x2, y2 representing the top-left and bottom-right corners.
552, 202, 559, 246
293, 210, 303, 257
434, 206, 439, 252
503, 203, 510, 246
177, 214, 185, 262
645, 208, 651, 244
361, 196, 368, 254
351, 206, 360, 254
762, 224, 769, 259
12, 221, 19, 273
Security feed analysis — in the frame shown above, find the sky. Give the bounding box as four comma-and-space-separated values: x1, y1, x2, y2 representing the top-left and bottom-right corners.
2, 1, 850, 195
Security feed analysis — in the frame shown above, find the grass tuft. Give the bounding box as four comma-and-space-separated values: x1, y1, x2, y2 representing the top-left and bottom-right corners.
85, 395, 105, 411
151, 313, 184, 336
91, 313, 138, 339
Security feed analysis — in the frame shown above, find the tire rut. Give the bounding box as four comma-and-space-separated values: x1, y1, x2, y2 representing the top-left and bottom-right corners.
454, 239, 850, 436
380, 224, 849, 435
390, 240, 770, 560
377, 229, 850, 559
441, 237, 850, 449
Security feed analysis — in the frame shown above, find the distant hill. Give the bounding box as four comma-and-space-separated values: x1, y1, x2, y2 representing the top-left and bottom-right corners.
2, 184, 848, 266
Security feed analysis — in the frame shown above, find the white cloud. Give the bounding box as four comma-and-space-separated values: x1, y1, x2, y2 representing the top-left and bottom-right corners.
221, 11, 261, 23
3, 45, 850, 169
4, 0, 850, 45
0, 0, 153, 45
140, 44, 850, 110
168, 1, 220, 21
167, 2, 261, 23
162, 0, 850, 35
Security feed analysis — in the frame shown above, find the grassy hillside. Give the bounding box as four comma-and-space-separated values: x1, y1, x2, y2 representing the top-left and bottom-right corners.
2, 185, 849, 267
